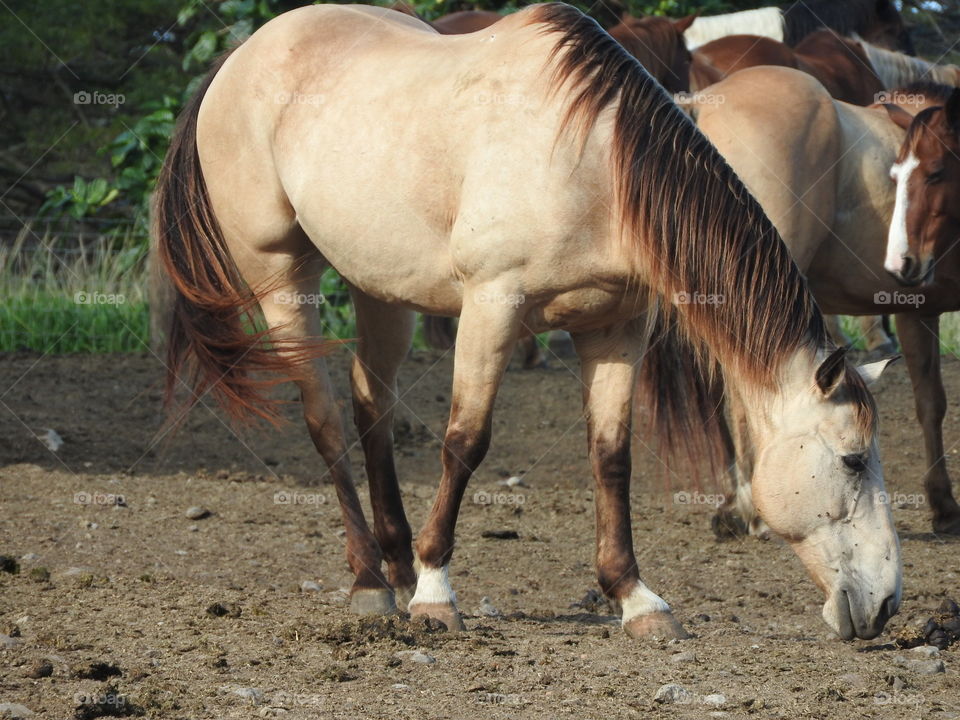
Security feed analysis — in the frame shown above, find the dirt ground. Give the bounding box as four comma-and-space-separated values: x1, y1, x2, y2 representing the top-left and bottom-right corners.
1, 348, 959, 719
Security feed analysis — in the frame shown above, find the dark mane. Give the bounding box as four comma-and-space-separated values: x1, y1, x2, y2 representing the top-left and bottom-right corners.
528, 3, 875, 459
782, 0, 891, 46
897, 80, 955, 106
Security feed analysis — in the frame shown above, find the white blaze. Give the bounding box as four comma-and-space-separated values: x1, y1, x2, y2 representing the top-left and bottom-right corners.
885, 153, 920, 274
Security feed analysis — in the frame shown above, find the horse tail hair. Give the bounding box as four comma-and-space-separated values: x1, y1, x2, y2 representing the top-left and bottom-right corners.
153, 51, 332, 428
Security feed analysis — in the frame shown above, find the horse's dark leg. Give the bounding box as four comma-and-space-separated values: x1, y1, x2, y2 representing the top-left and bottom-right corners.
249, 256, 392, 614
408, 295, 519, 631
349, 291, 418, 608
574, 323, 689, 640
897, 313, 960, 534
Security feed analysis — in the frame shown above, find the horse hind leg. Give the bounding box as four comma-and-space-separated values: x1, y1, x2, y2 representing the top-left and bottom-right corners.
236, 244, 395, 613
350, 290, 418, 608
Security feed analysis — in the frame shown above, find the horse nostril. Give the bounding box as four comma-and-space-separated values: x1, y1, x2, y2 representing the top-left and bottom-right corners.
900, 256, 914, 279
878, 594, 899, 626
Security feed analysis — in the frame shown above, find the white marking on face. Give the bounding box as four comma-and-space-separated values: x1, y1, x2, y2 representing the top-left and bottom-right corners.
619, 582, 670, 624
409, 563, 456, 606
885, 152, 920, 274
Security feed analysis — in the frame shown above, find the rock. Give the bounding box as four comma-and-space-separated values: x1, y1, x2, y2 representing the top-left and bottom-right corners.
185, 506, 211, 520
0, 703, 34, 718
300, 580, 323, 592
838, 673, 867, 688
25, 660, 52, 678
61, 566, 97, 577
911, 645, 940, 658
0, 634, 22, 649
891, 676, 907, 691
36, 428, 63, 452
654, 684, 692, 704
233, 687, 264, 704
478, 597, 501, 618
893, 655, 945, 674
411, 651, 435, 664
0, 556, 19, 574
19, 554, 39, 564
702, 694, 726, 707
671, 651, 698, 664
499, 476, 527, 488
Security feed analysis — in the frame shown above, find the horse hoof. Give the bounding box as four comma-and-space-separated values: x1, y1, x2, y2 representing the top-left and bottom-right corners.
623, 611, 691, 641
711, 510, 748, 540
408, 601, 465, 631
932, 515, 960, 535
350, 588, 397, 615
395, 585, 416, 612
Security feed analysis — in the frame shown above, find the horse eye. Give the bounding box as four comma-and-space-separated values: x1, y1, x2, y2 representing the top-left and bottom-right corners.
842, 454, 867, 474
926, 170, 944, 185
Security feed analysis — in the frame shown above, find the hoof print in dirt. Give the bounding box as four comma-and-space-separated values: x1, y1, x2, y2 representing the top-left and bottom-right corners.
206, 602, 242, 618
480, 530, 519, 540
73, 685, 142, 719
73, 662, 122, 681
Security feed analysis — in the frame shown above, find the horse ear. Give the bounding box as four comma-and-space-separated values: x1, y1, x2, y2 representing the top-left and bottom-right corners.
856, 355, 899, 387
945, 88, 960, 134
815, 346, 847, 397
674, 14, 697, 33
882, 103, 914, 131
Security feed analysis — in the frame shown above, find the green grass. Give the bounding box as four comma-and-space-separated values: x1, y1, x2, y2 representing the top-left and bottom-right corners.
0, 230, 150, 353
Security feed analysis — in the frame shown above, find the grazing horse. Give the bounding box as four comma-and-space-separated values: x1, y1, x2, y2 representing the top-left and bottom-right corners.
683, 0, 913, 54
691, 30, 883, 106
153, 4, 901, 640
690, 67, 960, 536
606, 13, 695, 94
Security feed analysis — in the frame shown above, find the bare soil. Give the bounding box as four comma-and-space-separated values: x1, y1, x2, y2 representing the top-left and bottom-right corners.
1, 349, 959, 719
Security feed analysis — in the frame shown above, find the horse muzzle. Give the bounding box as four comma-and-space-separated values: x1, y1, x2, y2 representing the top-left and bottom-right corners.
824, 588, 901, 640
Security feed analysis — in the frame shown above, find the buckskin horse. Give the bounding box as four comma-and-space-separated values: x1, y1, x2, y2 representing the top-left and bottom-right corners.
153, 4, 900, 640
690, 67, 960, 536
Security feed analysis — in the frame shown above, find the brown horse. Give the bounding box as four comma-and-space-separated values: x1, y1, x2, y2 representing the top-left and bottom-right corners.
691, 67, 960, 535
683, 0, 913, 54
691, 30, 883, 106
153, 4, 900, 641
606, 13, 695, 94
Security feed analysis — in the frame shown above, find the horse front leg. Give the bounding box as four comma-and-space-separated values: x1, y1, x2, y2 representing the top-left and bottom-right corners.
897, 313, 960, 534
407, 288, 520, 630
573, 323, 690, 641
